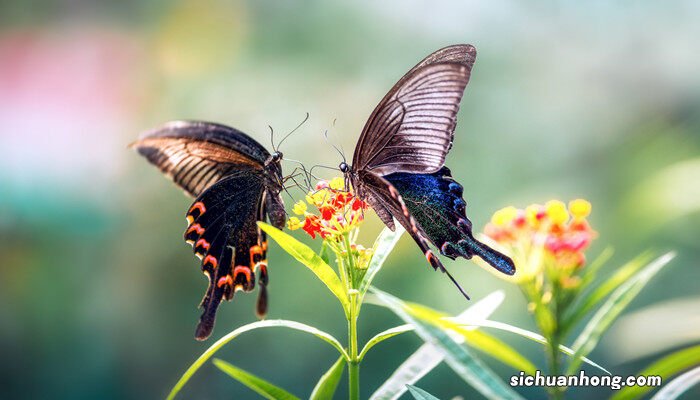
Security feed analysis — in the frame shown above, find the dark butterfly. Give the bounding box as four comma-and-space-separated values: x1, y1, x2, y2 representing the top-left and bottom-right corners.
131, 121, 287, 340
340, 44, 516, 297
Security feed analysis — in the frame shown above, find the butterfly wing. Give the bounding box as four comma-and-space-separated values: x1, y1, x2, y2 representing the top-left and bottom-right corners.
184, 172, 274, 340
355, 171, 474, 298
352, 45, 476, 176
132, 121, 284, 340
130, 121, 270, 197
385, 168, 515, 275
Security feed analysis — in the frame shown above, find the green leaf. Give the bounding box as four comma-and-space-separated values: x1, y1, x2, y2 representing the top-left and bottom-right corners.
359, 325, 413, 361
359, 225, 405, 295
369, 291, 505, 400
371, 288, 523, 400
566, 252, 675, 375
577, 246, 615, 291
453, 318, 609, 375
309, 356, 346, 400
564, 251, 653, 330
319, 241, 331, 265
258, 222, 349, 311
406, 303, 537, 375
651, 366, 700, 400
167, 320, 348, 400
406, 385, 441, 400
611, 345, 700, 400
213, 358, 300, 400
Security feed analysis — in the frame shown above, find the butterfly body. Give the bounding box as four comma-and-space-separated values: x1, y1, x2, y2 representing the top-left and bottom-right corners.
342, 44, 515, 296
132, 121, 285, 340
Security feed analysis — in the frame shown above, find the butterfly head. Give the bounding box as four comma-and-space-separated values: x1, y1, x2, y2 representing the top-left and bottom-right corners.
266, 151, 283, 166
339, 161, 350, 173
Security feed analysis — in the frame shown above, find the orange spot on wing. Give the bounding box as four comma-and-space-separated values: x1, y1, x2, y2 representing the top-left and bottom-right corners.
189, 202, 206, 215
195, 239, 210, 250
217, 275, 233, 288
203, 255, 218, 269
233, 266, 252, 282
187, 224, 205, 235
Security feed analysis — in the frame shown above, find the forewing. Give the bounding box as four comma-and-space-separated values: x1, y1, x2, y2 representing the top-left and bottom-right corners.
131, 121, 269, 197
408, 44, 477, 74
353, 47, 477, 175
182, 171, 271, 340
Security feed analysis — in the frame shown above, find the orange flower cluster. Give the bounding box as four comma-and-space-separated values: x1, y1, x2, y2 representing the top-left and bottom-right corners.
287, 177, 368, 240
484, 200, 596, 270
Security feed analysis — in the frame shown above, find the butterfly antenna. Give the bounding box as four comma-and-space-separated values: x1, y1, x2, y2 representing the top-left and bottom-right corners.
440, 265, 471, 300
268, 125, 277, 153
277, 112, 309, 151
323, 128, 346, 164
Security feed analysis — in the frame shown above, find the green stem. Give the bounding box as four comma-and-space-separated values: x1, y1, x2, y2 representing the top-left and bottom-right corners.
343, 234, 357, 285
348, 293, 360, 400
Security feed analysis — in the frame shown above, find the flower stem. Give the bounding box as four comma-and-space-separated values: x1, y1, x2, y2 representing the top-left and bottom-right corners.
348, 293, 360, 400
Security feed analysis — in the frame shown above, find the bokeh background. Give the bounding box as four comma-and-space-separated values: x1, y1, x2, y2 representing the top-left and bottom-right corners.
1, 1, 699, 399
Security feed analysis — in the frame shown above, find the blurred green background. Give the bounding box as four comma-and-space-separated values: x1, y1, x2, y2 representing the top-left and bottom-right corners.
1, 1, 699, 399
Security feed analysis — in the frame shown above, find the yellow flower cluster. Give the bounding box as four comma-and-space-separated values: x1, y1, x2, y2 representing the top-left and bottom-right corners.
287, 177, 368, 240
482, 199, 595, 284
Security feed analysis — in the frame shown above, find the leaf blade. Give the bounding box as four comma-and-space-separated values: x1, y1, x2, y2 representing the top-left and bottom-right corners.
359, 325, 414, 361
258, 222, 348, 310
406, 385, 441, 400
566, 252, 675, 375
167, 319, 347, 400
371, 288, 523, 400
564, 251, 653, 329
309, 356, 346, 400
611, 345, 700, 400
213, 358, 300, 400
360, 225, 405, 295
651, 365, 700, 400
369, 291, 505, 400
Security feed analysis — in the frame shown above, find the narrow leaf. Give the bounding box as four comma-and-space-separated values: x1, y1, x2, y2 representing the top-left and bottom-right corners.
360, 225, 405, 295
406, 385, 441, 400
359, 325, 413, 361
564, 251, 653, 329
651, 366, 700, 400
407, 303, 537, 375
369, 291, 505, 400
611, 345, 700, 400
167, 320, 347, 400
258, 222, 349, 311
371, 288, 523, 400
567, 252, 675, 375
213, 358, 300, 400
453, 319, 609, 375
309, 356, 346, 400
577, 247, 615, 290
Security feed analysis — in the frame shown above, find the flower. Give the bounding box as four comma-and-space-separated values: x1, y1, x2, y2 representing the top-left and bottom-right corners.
292, 201, 307, 215
482, 199, 596, 284
287, 178, 369, 241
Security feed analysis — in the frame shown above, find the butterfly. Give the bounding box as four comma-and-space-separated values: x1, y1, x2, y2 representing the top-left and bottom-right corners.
131, 121, 288, 340
340, 44, 516, 297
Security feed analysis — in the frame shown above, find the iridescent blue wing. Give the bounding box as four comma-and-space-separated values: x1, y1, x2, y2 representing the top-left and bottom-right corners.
385, 168, 515, 275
